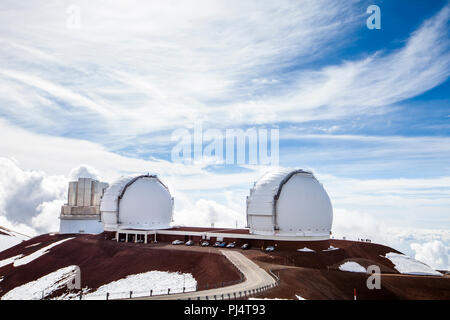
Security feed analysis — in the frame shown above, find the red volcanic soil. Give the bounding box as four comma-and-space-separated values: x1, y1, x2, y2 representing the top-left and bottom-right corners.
0, 233, 241, 298
253, 239, 400, 273
259, 267, 450, 300
2, 234, 449, 300
245, 239, 450, 300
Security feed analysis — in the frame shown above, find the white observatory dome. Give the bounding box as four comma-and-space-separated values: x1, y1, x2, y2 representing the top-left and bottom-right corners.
100, 174, 173, 231
246, 169, 333, 238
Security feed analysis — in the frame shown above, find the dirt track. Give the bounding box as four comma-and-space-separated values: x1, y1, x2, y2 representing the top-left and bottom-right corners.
133, 250, 277, 300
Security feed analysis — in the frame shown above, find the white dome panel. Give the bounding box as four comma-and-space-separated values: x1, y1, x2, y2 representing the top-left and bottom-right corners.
100, 174, 173, 231
119, 177, 172, 229
246, 168, 333, 238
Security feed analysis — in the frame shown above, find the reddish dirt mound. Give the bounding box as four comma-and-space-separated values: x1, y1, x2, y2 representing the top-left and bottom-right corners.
261, 267, 450, 300
244, 239, 450, 300
0, 233, 241, 298
253, 239, 400, 273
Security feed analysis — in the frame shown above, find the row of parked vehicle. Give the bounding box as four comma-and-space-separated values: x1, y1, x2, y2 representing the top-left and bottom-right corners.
171, 239, 251, 250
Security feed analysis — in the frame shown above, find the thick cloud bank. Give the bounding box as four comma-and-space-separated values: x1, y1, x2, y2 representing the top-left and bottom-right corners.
0, 158, 66, 235
411, 240, 449, 271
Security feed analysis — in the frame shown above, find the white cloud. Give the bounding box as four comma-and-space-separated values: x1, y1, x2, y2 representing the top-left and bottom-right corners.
0, 0, 361, 134
173, 198, 246, 229
4, 1, 447, 137
69, 165, 100, 181
0, 158, 66, 233
31, 199, 65, 233
332, 207, 450, 270
411, 240, 449, 270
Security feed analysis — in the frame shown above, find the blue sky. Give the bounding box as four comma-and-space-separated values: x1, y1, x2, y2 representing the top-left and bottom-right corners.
0, 1, 449, 268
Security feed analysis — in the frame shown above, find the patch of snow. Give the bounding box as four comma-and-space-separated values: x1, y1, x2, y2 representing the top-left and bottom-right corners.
25, 242, 41, 248
82, 271, 197, 300
1, 265, 79, 300
0, 254, 23, 268
322, 246, 339, 252
13, 238, 74, 267
384, 252, 443, 276
296, 294, 306, 300
339, 261, 367, 273
0, 234, 23, 252
297, 247, 315, 252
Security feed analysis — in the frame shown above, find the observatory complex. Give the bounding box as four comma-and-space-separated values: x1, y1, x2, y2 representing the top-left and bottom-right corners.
59, 169, 333, 249
59, 178, 109, 234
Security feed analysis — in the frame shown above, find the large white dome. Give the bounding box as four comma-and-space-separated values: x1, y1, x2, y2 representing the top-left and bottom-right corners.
100, 174, 173, 231
246, 169, 333, 238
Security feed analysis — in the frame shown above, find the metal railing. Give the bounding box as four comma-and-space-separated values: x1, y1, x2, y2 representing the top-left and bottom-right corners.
183, 268, 280, 300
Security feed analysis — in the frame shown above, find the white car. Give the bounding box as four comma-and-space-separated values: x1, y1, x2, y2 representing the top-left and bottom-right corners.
172, 240, 184, 245
265, 246, 275, 252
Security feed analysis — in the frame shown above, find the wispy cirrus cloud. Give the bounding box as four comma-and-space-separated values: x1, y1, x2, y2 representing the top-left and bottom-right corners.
0, 0, 361, 135
0, 2, 448, 143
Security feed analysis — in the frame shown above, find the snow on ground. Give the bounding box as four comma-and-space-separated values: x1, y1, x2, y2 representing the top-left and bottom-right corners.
296, 294, 306, 300
0, 227, 29, 253
385, 252, 443, 276
1, 265, 79, 300
339, 261, 367, 273
25, 242, 41, 248
13, 238, 74, 267
0, 254, 23, 268
0, 234, 23, 252
82, 271, 197, 300
297, 247, 315, 252
322, 246, 340, 252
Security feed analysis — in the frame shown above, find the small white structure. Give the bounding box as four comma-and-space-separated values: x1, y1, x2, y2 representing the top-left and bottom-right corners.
59, 178, 109, 234
100, 174, 174, 231
246, 169, 333, 239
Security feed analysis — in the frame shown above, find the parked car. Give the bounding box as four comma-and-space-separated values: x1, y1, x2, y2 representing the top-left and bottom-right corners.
172, 240, 184, 245
185, 240, 195, 246
226, 242, 236, 248
241, 243, 250, 250
201, 241, 210, 247
265, 246, 275, 252
214, 241, 226, 247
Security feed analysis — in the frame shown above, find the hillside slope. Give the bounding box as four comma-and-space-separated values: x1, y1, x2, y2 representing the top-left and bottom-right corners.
0, 233, 241, 299
246, 239, 450, 300
0, 226, 29, 253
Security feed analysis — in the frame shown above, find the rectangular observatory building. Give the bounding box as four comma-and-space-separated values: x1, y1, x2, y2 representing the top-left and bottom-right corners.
60, 178, 109, 234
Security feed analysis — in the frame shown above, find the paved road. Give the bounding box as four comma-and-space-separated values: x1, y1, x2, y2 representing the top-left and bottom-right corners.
132, 250, 277, 300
